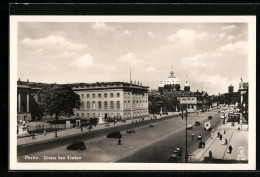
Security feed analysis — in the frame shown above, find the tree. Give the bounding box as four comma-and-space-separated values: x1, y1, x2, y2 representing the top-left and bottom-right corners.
149, 100, 159, 118
38, 84, 81, 137
163, 97, 180, 112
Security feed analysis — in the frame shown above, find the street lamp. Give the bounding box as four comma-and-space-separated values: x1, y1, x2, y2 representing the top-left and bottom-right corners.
181, 104, 189, 163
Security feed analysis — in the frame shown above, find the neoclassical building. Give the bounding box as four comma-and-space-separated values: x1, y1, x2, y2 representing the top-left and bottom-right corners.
71, 82, 149, 120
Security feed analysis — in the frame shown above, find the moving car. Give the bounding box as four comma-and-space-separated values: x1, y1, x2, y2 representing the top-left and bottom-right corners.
126, 129, 135, 134
187, 124, 193, 130
197, 133, 202, 140
107, 132, 122, 138
67, 142, 86, 150
187, 109, 194, 113
169, 146, 182, 161
195, 121, 200, 126
208, 116, 212, 119
149, 124, 154, 127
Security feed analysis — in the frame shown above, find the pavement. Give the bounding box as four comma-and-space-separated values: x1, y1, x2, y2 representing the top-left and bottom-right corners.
17, 113, 176, 146
192, 120, 248, 163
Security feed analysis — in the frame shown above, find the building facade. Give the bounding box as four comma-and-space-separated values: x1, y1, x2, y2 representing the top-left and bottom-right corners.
72, 82, 149, 120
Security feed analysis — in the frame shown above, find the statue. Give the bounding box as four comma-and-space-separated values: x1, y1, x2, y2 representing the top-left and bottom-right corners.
240, 77, 243, 82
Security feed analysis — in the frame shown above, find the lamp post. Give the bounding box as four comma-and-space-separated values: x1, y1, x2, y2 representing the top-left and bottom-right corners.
185, 106, 188, 163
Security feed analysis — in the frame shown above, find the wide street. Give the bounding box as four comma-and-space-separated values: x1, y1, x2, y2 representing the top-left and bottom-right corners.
18, 109, 222, 163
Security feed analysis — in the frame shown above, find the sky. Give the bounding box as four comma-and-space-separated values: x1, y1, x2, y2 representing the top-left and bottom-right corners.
17, 22, 248, 95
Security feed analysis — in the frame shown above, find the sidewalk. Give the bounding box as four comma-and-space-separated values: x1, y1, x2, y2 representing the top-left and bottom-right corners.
17, 114, 170, 146
192, 121, 248, 163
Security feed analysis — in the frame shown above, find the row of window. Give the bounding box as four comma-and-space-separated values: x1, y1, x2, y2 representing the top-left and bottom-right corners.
80, 101, 121, 110
76, 111, 149, 118
80, 93, 120, 99
124, 93, 148, 98
178, 97, 195, 101
124, 100, 148, 109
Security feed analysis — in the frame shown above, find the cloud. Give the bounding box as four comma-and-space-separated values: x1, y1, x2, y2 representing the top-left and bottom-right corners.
180, 53, 208, 67
227, 35, 234, 41
91, 22, 114, 32
218, 33, 226, 38
145, 66, 155, 72
71, 53, 94, 68
20, 35, 86, 50
217, 41, 247, 54
147, 31, 156, 40
222, 24, 236, 31
167, 29, 208, 42
123, 30, 132, 37
115, 52, 144, 65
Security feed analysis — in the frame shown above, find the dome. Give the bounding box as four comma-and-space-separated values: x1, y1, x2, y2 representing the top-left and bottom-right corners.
166, 66, 179, 85
184, 81, 190, 87
158, 80, 164, 87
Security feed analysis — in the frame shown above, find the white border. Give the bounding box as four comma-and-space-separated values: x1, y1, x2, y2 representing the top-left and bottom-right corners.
9, 16, 256, 170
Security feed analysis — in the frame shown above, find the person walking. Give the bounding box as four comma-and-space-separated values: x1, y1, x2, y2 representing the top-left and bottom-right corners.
202, 142, 205, 148
225, 139, 228, 145
229, 145, 233, 154
209, 150, 212, 159
217, 131, 220, 138
224, 130, 226, 134
220, 134, 222, 141
32, 133, 36, 139
118, 138, 121, 145
191, 134, 194, 140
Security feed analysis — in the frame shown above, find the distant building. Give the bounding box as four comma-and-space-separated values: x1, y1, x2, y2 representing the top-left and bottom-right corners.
70, 82, 149, 120
228, 84, 234, 93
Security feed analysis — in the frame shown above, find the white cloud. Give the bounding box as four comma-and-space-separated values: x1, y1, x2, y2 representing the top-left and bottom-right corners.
71, 53, 94, 68
123, 30, 132, 36
218, 33, 226, 38
91, 22, 114, 32
180, 53, 208, 67
145, 66, 155, 72
222, 24, 236, 31
217, 41, 247, 54
167, 29, 208, 42
20, 35, 86, 50
116, 52, 144, 65
147, 31, 156, 40
227, 35, 234, 41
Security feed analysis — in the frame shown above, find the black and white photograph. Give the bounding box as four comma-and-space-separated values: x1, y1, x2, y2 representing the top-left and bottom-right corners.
9, 16, 256, 170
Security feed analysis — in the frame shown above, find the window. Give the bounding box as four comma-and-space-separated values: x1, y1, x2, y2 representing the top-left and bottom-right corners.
110, 93, 114, 98
98, 93, 101, 98
117, 101, 120, 109
87, 94, 90, 98
104, 93, 107, 98
81, 94, 84, 99
128, 101, 130, 108
124, 93, 127, 98
128, 93, 130, 98
76, 113, 79, 117
80, 101, 84, 110
92, 101, 96, 110
87, 101, 90, 110
110, 101, 114, 109
117, 93, 120, 97
117, 113, 120, 118
104, 101, 107, 109
133, 101, 135, 108
124, 101, 127, 109
87, 113, 90, 117
93, 113, 96, 118
136, 101, 139, 108
92, 94, 95, 98
128, 113, 130, 117
98, 101, 102, 109
81, 113, 84, 117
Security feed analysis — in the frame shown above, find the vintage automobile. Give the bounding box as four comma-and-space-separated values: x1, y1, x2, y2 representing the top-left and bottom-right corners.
67, 142, 86, 150
187, 124, 193, 130
169, 146, 182, 161
195, 121, 200, 126
126, 129, 136, 134
107, 132, 122, 138
197, 133, 203, 140
149, 124, 154, 127
208, 116, 213, 120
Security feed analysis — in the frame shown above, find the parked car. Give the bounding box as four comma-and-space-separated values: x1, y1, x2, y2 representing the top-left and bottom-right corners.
107, 132, 122, 138
126, 129, 135, 134
149, 124, 154, 127
197, 133, 202, 140
208, 116, 212, 119
67, 142, 86, 150
169, 146, 182, 161
187, 124, 193, 130
195, 121, 200, 126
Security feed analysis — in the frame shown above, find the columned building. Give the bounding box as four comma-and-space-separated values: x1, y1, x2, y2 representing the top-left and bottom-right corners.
71, 82, 149, 120
17, 84, 32, 122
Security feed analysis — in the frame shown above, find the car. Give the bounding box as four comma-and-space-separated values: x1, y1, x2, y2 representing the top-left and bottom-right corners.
195, 121, 200, 126
197, 133, 202, 140
149, 124, 154, 127
126, 129, 135, 134
187, 124, 193, 129
208, 116, 212, 119
107, 132, 122, 138
169, 146, 182, 161
67, 142, 86, 150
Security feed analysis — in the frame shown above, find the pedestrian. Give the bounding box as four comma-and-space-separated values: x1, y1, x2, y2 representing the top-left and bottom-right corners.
202, 142, 205, 148
44, 130, 46, 136
229, 145, 233, 154
199, 142, 202, 149
209, 150, 212, 159
224, 130, 226, 134
225, 139, 228, 145
220, 134, 222, 141
32, 133, 35, 139
217, 131, 220, 138
191, 134, 194, 140
118, 138, 121, 145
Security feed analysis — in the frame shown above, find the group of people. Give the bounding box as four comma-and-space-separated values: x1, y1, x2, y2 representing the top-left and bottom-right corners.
198, 141, 206, 149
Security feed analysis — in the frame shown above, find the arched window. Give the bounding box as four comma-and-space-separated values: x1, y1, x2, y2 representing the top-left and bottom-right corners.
117, 101, 120, 109
80, 101, 84, 110
104, 101, 107, 109
98, 101, 102, 109
87, 101, 90, 110
92, 101, 96, 110
124, 101, 127, 109
110, 101, 114, 109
